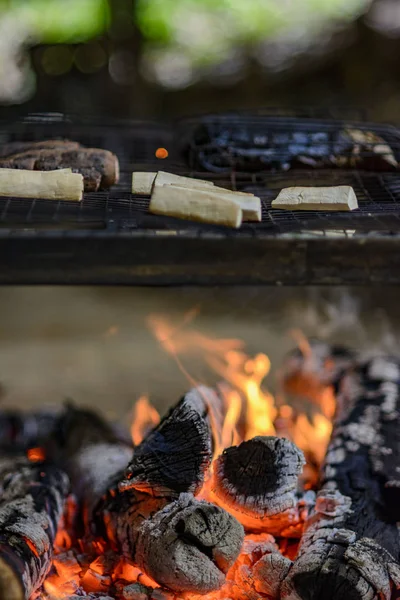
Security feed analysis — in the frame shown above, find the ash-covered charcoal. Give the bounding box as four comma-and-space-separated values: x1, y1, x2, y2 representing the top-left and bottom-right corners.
211, 436, 306, 534
66, 593, 115, 600
185, 533, 292, 600
281, 356, 400, 600
0, 140, 120, 191
185, 121, 399, 173
210, 437, 314, 538
0, 454, 70, 600
51, 399, 244, 594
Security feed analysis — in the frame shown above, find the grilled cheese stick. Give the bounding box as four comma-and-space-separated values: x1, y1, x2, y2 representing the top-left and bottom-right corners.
0, 168, 84, 201
150, 184, 242, 228
272, 186, 358, 211
132, 172, 157, 195
132, 171, 214, 195
170, 183, 261, 222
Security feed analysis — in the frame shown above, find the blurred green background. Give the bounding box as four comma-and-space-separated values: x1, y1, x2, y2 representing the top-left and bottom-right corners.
0, 0, 399, 121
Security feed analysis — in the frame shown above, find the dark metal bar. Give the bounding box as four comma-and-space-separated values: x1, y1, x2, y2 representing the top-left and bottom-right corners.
1, 232, 400, 285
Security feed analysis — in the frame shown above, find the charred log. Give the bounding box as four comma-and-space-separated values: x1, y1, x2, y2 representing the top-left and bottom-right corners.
281, 356, 400, 600
120, 387, 216, 497
53, 391, 244, 594
211, 436, 310, 535
0, 454, 69, 600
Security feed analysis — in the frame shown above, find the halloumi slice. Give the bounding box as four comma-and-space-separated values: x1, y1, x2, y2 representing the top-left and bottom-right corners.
170, 183, 261, 222
150, 184, 242, 228
132, 171, 214, 195
0, 168, 84, 201
271, 186, 358, 211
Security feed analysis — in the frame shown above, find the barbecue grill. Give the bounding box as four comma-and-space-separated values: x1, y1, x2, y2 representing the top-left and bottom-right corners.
2, 111, 400, 285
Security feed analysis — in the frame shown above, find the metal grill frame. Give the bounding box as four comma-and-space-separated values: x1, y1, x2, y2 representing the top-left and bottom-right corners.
2, 112, 400, 285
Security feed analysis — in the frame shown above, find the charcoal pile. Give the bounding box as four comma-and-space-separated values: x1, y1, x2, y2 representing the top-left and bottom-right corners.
0, 346, 399, 600
184, 120, 400, 174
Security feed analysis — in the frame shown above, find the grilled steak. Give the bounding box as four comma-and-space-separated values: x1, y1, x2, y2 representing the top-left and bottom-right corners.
0, 140, 119, 191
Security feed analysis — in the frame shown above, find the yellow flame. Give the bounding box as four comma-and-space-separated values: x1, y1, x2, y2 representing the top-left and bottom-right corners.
131, 395, 160, 446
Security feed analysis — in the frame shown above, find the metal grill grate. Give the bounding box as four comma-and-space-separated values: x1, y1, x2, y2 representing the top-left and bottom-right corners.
1, 113, 400, 239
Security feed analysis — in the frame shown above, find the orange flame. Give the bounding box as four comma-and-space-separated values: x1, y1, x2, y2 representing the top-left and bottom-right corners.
139, 313, 332, 491
131, 395, 160, 446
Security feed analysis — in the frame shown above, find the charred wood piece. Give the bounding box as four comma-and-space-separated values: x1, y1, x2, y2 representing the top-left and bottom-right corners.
119, 533, 292, 600
0, 454, 69, 600
211, 436, 307, 535
120, 387, 214, 497
53, 393, 244, 594
281, 356, 400, 600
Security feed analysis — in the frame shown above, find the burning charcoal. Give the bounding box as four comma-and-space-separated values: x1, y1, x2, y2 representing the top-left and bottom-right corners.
119, 387, 214, 496
51, 394, 244, 594
279, 338, 356, 405
281, 356, 400, 600
67, 594, 115, 600
53, 550, 82, 581
188, 533, 292, 600
211, 436, 305, 533
121, 582, 152, 600
88, 553, 118, 577
119, 584, 179, 600
0, 454, 70, 600
134, 493, 243, 593
81, 569, 112, 594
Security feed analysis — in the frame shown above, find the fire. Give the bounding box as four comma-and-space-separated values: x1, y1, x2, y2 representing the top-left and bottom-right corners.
42, 313, 334, 600
131, 395, 160, 446
144, 312, 332, 473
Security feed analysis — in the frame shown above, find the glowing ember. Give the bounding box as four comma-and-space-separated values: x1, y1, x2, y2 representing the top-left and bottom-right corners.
27, 447, 46, 462
155, 147, 169, 159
